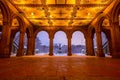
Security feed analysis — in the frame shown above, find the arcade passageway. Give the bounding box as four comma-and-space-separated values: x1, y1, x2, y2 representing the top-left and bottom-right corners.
0, 0, 120, 79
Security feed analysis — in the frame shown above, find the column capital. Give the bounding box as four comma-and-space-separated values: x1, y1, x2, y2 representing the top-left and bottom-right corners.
49, 31, 55, 39
67, 34, 72, 39
112, 21, 119, 25
95, 27, 102, 33
3, 21, 10, 25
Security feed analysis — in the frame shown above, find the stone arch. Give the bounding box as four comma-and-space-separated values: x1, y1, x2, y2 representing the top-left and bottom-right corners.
94, 15, 111, 57
34, 29, 50, 39
11, 14, 26, 31
72, 31, 86, 45
97, 15, 111, 29
111, 1, 120, 23
11, 14, 29, 56
99, 16, 112, 57
0, 0, 10, 41
0, 0, 10, 22
9, 15, 25, 56
71, 29, 86, 37
54, 29, 68, 37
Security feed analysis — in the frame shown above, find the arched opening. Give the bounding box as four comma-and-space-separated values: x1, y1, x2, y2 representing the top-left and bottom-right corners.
35, 31, 49, 55
0, 8, 3, 40
93, 33, 97, 55
102, 18, 111, 57
93, 32, 110, 57
54, 31, 67, 56
10, 18, 20, 56
101, 32, 110, 57
11, 32, 20, 56
11, 31, 28, 56
72, 31, 86, 56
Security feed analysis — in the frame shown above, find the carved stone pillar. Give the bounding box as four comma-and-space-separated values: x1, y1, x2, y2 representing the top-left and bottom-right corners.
67, 34, 72, 56
0, 22, 11, 58
108, 38, 112, 55
9, 33, 15, 55
96, 29, 105, 57
85, 36, 95, 56
49, 32, 54, 56
106, 33, 112, 55
26, 36, 35, 55
111, 22, 120, 58
17, 31, 25, 56
49, 38, 53, 56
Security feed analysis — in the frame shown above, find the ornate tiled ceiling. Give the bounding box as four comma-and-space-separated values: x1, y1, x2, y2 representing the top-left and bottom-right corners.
0, 0, 112, 27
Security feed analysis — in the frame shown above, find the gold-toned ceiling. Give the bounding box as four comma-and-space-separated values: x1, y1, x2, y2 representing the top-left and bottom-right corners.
0, 0, 112, 27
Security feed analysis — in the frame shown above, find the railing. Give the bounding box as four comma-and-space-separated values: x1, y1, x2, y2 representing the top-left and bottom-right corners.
13, 40, 19, 49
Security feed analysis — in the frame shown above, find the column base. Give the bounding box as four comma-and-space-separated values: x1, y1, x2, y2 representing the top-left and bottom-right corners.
86, 54, 95, 56
112, 52, 120, 58
86, 53, 95, 56
68, 53, 72, 56
26, 51, 33, 55
49, 53, 53, 56
0, 54, 10, 58
16, 53, 24, 57
97, 54, 105, 57
96, 51, 105, 57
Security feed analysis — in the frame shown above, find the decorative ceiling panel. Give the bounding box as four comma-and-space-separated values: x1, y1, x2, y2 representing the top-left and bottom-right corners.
30, 20, 49, 26
52, 20, 70, 26
12, 0, 112, 27
72, 20, 91, 26
49, 7, 73, 18
19, 7, 45, 18
13, 0, 42, 4
46, 0, 56, 4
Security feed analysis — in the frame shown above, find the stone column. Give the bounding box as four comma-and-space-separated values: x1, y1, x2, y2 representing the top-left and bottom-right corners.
85, 36, 95, 56
26, 36, 35, 55
106, 33, 112, 55
49, 37, 54, 56
0, 22, 11, 58
9, 33, 15, 55
108, 38, 112, 55
49, 32, 54, 56
17, 31, 25, 56
96, 29, 105, 57
67, 35, 72, 56
111, 22, 120, 58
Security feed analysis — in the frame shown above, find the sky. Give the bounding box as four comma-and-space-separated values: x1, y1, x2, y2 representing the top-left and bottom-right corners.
37, 31, 86, 46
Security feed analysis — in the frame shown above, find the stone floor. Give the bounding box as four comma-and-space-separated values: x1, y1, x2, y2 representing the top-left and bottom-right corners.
0, 55, 120, 80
